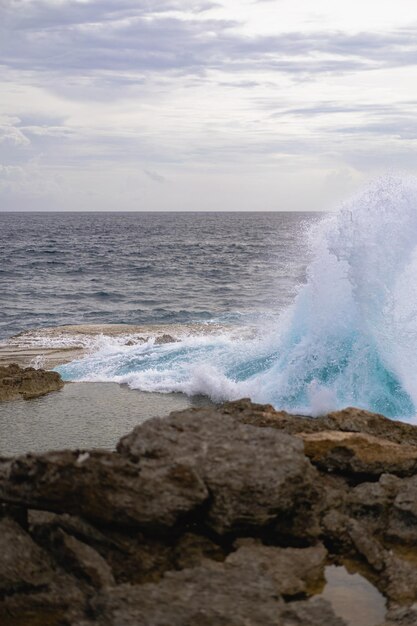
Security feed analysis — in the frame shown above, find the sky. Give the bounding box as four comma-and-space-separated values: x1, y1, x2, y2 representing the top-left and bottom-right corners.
1, 0, 417, 211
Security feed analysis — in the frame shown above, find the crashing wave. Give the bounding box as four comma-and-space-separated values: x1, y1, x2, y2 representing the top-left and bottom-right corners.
57, 175, 417, 419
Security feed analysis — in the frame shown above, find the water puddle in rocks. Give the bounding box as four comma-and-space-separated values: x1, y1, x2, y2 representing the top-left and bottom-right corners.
321, 565, 386, 626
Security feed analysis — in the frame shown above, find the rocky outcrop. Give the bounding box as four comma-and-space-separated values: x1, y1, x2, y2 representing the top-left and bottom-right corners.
117, 409, 318, 535
299, 430, 417, 477
84, 546, 341, 626
3, 399, 417, 624
0, 363, 63, 401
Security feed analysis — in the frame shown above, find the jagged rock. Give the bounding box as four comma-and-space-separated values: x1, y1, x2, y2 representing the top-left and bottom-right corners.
1, 409, 320, 536
29, 510, 114, 547
0, 516, 54, 594
154, 334, 177, 344
228, 540, 327, 596
29, 510, 226, 585
0, 363, 64, 401
348, 474, 401, 518
0, 517, 87, 626
386, 475, 417, 544
383, 553, 417, 604
0, 449, 209, 530
321, 509, 417, 605
85, 554, 346, 626
5, 399, 417, 623
43, 527, 115, 589
381, 605, 417, 625
299, 431, 417, 477
172, 533, 226, 571
117, 408, 319, 535
227, 399, 417, 446
0, 574, 87, 626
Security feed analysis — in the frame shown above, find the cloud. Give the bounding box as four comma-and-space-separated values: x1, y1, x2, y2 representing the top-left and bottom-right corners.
2, 0, 417, 87
1, 0, 417, 211
144, 169, 167, 183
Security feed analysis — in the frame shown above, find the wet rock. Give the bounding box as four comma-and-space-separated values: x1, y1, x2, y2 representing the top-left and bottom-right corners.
117, 408, 319, 535
0, 363, 63, 401
0, 449, 209, 530
154, 334, 177, 344
300, 431, 417, 477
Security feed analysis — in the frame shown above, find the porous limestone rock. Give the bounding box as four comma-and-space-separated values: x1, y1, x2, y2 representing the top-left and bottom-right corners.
0, 363, 63, 401
117, 408, 319, 534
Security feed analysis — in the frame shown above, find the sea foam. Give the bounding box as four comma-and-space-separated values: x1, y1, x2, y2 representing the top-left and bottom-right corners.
57, 175, 417, 419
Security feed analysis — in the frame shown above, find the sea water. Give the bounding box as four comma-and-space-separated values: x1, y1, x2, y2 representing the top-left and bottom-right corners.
0, 210, 313, 339
3, 176, 417, 420
55, 176, 417, 420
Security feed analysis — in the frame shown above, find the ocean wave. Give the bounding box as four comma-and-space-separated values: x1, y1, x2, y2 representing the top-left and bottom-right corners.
57, 176, 417, 419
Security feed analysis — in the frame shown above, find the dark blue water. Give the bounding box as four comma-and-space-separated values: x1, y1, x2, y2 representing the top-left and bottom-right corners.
0, 212, 316, 341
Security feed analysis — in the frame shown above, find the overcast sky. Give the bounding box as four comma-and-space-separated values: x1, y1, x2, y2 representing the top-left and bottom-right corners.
1, 0, 417, 211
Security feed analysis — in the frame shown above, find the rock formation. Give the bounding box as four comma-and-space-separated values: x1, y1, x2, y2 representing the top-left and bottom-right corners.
0, 364, 64, 401
2, 399, 417, 624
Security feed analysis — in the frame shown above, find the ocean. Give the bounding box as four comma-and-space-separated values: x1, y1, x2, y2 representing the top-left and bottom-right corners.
3, 176, 417, 422
0, 211, 313, 340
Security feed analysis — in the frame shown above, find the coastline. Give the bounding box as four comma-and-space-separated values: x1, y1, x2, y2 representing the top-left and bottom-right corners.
0, 322, 240, 369
2, 325, 417, 623
2, 398, 417, 625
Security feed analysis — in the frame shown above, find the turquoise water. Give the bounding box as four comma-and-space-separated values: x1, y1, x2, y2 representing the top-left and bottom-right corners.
57, 177, 417, 419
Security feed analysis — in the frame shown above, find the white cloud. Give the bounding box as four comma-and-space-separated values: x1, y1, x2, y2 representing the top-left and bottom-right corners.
1, 0, 417, 210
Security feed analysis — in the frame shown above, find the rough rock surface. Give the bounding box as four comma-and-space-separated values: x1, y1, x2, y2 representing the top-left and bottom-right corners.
86, 557, 343, 626
0, 449, 209, 529
117, 409, 318, 534
0, 516, 54, 594
227, 399, 417, 446
4, 399, 417, 625
0, 363, 63, 401
299, 430, 417, 477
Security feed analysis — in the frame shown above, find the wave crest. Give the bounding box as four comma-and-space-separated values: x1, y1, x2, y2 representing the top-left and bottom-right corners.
57, 175, 417, 419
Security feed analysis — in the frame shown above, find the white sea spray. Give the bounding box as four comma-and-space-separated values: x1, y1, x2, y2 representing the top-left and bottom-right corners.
57, 175, 417, 420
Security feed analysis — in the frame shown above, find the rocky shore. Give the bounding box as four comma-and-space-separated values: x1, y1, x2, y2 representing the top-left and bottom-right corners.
2, 398, 417, 625
0, 364, 64, 401
0, 400, 417, 626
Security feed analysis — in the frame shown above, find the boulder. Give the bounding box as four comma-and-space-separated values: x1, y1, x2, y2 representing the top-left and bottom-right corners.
0, 363, 63, 401
117, 408, 319, 534
0, 449, 209, 530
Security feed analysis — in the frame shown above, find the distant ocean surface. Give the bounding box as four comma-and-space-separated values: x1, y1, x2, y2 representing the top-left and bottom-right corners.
0, 211, 315, 341
3, 178, 417, 422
